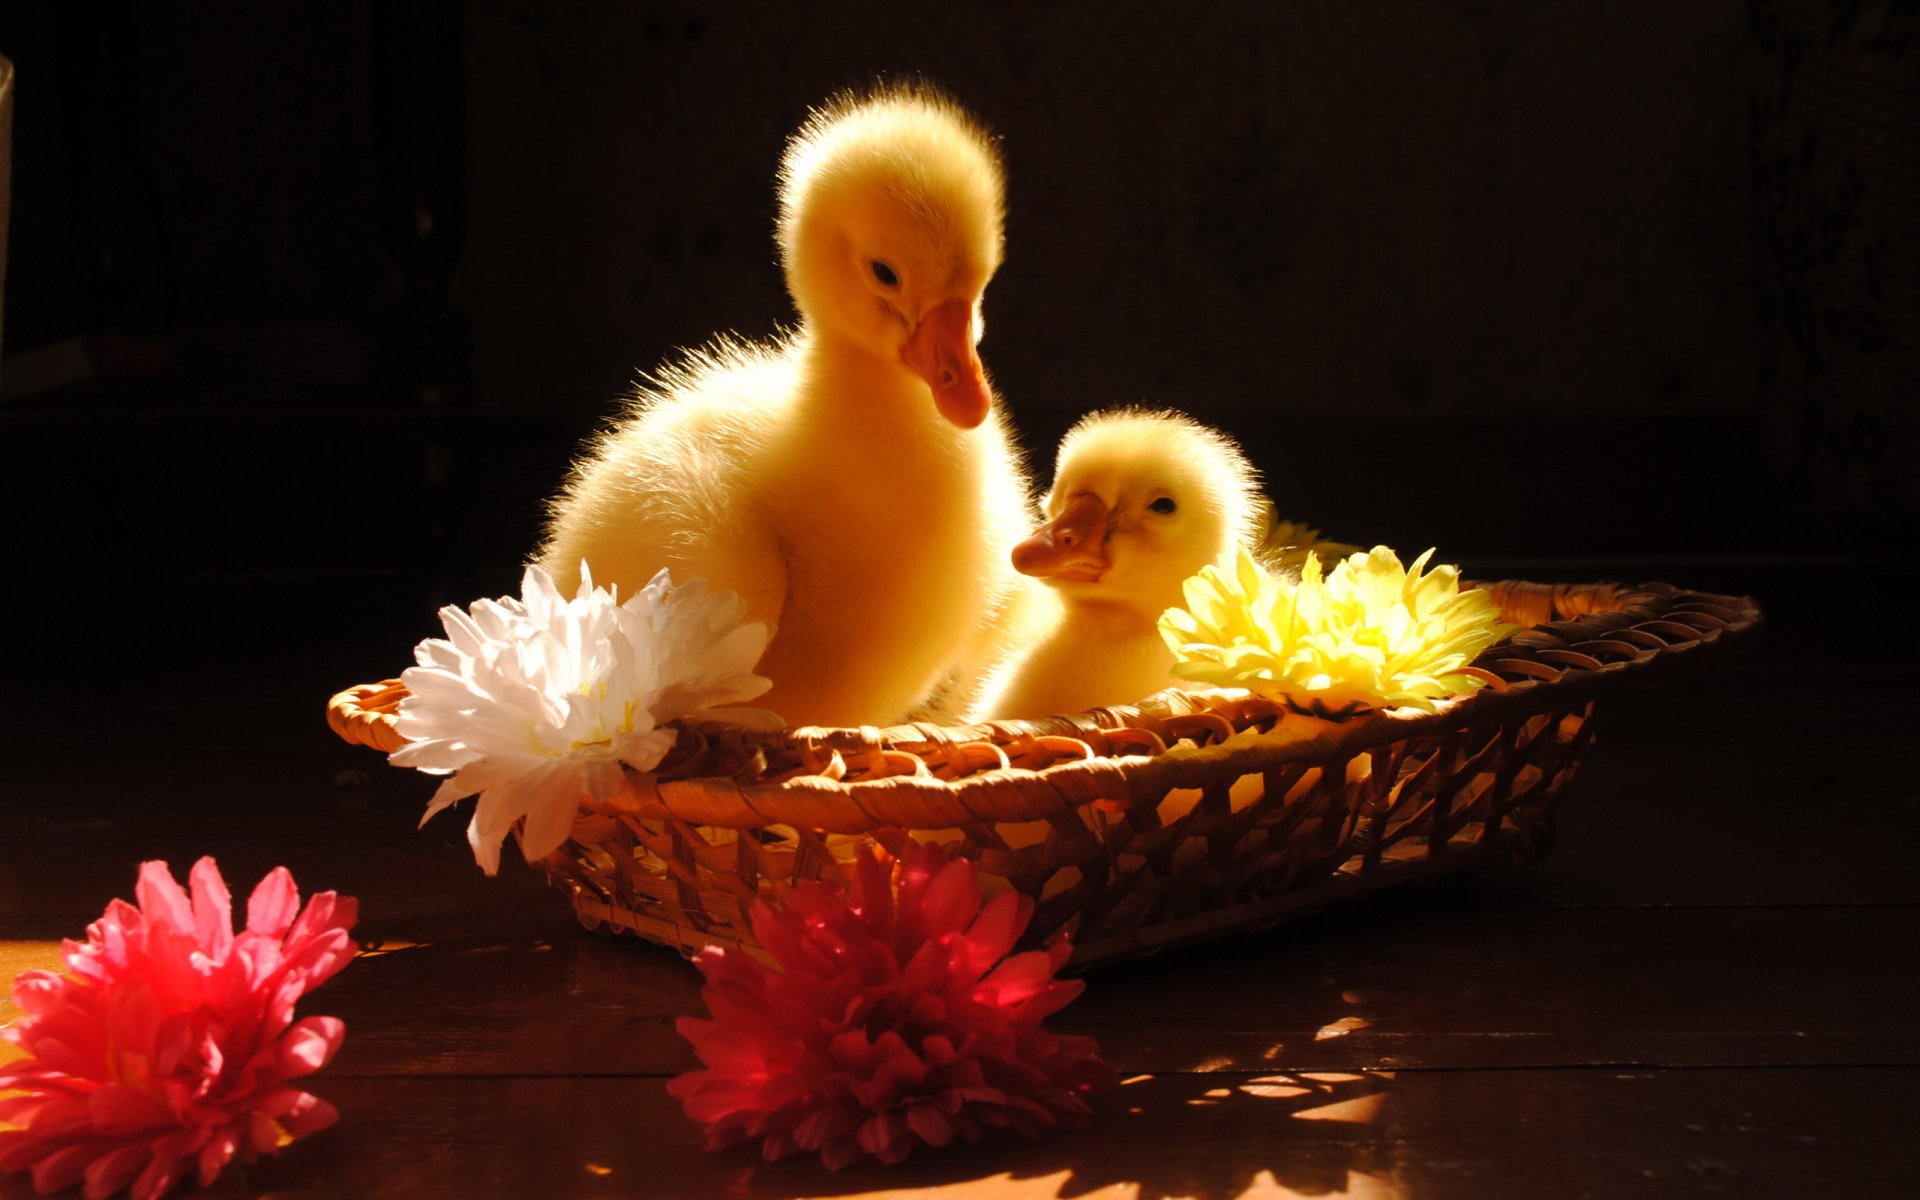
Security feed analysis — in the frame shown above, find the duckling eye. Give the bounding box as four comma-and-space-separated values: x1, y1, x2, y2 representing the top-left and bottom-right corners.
870, 260, 899, 287
1148, 496, 1178, 515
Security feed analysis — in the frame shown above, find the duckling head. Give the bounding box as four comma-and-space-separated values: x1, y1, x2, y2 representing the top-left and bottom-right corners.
777, 84, 1005, 429
1013, 410, 1264, 621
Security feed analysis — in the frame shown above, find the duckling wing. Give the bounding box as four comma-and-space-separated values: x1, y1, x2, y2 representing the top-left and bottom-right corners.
538, 339, 792, 623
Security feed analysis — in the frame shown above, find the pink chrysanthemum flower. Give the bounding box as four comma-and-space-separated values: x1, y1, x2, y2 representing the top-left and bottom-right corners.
669, 844, 1113, 1170
0, 858, 357, 1200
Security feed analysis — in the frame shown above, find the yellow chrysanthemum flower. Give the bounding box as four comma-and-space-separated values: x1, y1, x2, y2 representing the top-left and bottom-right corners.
1254, 508, 1364, 575
1159, 545, 1518, 719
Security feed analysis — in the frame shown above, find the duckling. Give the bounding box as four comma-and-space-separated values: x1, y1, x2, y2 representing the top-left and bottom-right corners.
538, 85, 1036, 728
969, 409, 1263, 721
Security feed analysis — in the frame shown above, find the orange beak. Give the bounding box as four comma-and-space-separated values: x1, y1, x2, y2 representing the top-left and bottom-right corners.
902, 299, 992, 429
1012, 492, 1110, 581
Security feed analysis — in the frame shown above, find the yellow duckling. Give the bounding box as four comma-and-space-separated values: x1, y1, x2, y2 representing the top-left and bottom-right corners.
969, 409, 1264, 721
538, 85, 1035, 729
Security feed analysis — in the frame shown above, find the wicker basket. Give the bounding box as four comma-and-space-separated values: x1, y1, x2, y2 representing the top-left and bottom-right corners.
327, 580, 1759, 971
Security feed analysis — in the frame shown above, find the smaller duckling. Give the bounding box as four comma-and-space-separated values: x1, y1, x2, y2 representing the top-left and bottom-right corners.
969, 409, 1264, 721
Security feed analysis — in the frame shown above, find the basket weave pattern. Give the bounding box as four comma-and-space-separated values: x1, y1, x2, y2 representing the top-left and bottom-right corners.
328, 581, 1759, 969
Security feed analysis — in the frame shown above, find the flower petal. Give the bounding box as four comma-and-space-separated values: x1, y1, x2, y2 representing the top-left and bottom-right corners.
670, 843, 1110, 1169
516, 766, 588, 864
185, 858, 234, 961
133, 861, 193, 934
275, 1016, 346, 1079
81, 1142, 150, 1200
0, 862, 354, 1197
390, 566, 776, 873
243, 865, 301, 941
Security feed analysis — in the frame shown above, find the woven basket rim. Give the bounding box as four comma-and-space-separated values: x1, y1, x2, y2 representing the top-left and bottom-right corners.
326, 578, 1761, 834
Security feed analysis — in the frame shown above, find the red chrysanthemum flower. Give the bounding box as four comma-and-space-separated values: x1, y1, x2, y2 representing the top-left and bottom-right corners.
669, 843, 1113, 1170
0, 858, 357, 1200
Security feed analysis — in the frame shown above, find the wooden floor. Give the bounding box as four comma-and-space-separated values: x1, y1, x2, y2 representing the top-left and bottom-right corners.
2, 564, 1913, 1199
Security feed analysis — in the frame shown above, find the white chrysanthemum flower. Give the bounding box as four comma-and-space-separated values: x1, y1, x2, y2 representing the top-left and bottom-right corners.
390, 563, 778, 874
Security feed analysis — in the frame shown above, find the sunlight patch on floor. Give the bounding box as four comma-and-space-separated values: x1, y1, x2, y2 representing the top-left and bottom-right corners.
0, 940, 62, 1026
1314, 1015, 1373, 1041
1238, 1076, 1314, 1099
353, 938, 430, 958
1240, 1166, 1405, 1197
829, 1171, 1140, 1198
1291, 1091, 1389, 1124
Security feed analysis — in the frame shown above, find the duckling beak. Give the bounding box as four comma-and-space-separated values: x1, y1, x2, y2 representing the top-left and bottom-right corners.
1012, 492, 1110, 581
902, 298, 992, 429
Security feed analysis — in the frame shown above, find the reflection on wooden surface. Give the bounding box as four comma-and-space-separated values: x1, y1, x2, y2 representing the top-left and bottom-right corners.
3, 591, 1914, 1198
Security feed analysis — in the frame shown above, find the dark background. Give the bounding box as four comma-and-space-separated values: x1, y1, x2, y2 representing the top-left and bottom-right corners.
1, 0, 1913, 660
0, 11, 1913, 1194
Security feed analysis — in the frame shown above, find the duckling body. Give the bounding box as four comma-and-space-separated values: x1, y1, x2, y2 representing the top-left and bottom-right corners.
540, 87, 1034, 728
970, 410, 1262, 722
